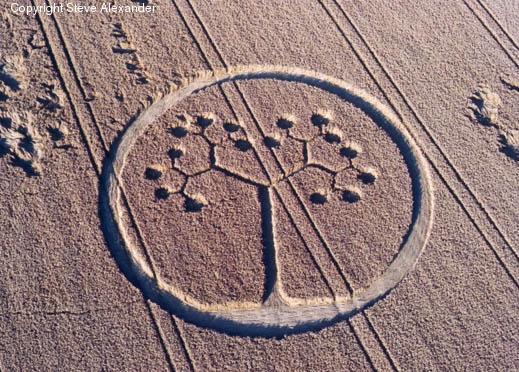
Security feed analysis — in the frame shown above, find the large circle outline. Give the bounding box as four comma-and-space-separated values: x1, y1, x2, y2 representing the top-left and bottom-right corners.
100, 65, 434, 337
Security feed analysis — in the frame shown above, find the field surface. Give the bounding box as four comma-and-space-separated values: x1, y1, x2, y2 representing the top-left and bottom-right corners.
0, 1, 518, 371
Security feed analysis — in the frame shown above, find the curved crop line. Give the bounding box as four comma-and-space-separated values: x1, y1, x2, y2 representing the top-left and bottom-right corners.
100, 65, 434, 337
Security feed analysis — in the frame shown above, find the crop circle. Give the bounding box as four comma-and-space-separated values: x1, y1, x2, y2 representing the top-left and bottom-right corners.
100, 65, 433, 337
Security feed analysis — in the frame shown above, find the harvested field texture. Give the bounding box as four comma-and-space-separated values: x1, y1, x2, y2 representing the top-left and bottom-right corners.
1, 0, 518, 370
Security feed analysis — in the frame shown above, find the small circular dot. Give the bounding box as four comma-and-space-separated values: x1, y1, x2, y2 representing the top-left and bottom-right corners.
223, 122, 241, 133
264, 136, 281, 148
196, 114, 214, 128
235, 139, 252, 151
323, 126, 343, 144
168, 147, 184, 160
155, 186, 172, 200
311, 112, 331, 127
170, 126, 188, 138
310, 192, 328, 204
185, 194, 207, 212
276, 117, 295, 130
340, 142, 362, 159
342, 187, 362, 203
324, 133, 341, 144
145, 165, 164, 180
358, 170, 377, 185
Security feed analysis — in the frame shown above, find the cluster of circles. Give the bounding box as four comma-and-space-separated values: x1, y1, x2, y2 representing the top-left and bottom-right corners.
142, 111, 254, 213
272, 110, 379, 205
143, 110, 380, 210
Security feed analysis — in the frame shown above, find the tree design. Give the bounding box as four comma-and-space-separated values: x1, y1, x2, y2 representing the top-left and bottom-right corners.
142, 109, 380, 304
144, 110, 379, 210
